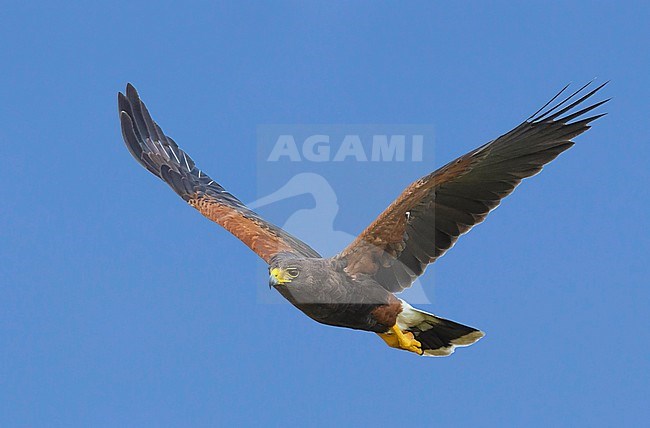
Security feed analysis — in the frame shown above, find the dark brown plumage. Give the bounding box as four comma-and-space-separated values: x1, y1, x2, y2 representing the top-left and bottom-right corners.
118, 82, 607, 357
118, 85, 319, 263
339, 82, 608, 292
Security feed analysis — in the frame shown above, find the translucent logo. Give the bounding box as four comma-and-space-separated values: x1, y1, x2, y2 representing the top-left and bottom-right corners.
266, 134, 423, 162
254, 125, 435, 304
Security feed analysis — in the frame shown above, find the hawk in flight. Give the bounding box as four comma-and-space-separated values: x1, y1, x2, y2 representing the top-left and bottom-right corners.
118, 82, 607, 356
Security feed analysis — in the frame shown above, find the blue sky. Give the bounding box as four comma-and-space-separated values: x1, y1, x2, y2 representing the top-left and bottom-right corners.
1, 1, 649, 426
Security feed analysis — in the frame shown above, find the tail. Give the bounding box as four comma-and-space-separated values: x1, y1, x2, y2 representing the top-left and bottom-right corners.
398, 300, 485, 357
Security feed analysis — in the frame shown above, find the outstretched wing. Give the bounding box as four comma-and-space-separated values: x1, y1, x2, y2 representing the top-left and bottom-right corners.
337, 82, 608, 292
118, 84, 320, 263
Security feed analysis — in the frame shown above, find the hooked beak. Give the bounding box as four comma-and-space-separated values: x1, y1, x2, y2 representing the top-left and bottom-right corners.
269, 267, 291, 288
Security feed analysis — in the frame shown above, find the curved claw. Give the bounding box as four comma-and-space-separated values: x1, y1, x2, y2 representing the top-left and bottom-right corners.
377, 325, 423, 355
401, 333, 423, 355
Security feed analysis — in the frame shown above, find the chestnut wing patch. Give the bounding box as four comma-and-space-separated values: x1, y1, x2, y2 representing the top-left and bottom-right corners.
119, 84, 320, 263
338, 82, 608, 292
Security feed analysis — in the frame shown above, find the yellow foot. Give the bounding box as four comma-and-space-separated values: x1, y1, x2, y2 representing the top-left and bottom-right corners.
377, 325, 423, 355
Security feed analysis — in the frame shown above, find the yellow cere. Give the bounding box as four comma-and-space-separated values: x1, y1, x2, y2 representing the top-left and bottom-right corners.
270, 267, 292, 284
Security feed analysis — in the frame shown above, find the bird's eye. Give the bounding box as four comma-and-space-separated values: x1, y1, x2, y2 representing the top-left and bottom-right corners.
286, 268, 299, 278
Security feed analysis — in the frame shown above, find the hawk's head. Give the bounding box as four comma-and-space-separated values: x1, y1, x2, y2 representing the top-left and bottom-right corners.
267, 254, 346, 305
268, 254, 307, 288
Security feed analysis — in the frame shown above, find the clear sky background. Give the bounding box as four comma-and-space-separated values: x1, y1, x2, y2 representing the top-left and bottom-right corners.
1, 1, 649, 427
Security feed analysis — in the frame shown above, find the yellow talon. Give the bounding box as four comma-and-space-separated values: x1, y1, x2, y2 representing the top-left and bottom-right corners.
377, 325, 423, 355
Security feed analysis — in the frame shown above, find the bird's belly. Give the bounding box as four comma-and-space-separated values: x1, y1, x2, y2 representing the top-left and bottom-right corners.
274, 279, 394, 333
295, 302, 390, 333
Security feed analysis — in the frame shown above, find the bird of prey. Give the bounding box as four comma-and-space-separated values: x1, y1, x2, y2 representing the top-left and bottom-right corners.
118, 82, 607, 357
